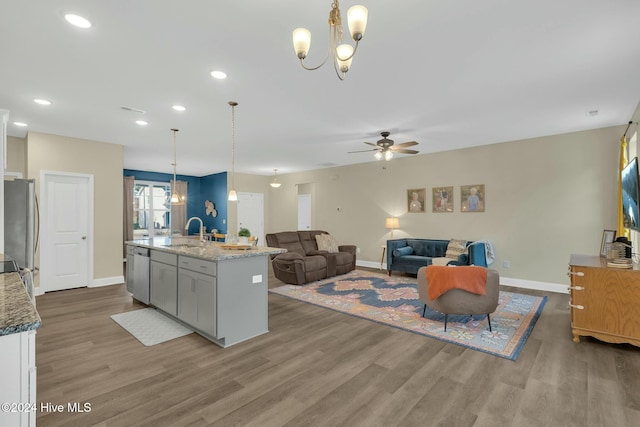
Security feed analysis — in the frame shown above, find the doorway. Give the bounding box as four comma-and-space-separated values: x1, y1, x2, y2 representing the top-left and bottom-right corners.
298, 193, 311, 231
237, 192, 264, 245
40, 171, 93, 292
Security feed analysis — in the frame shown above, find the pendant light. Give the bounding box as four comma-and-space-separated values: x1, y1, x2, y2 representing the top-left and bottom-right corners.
228, 101, 238, 202
270, 168, 282, 188
170, 128, 183, 205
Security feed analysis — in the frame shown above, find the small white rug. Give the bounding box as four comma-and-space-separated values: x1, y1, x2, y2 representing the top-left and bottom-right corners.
111, 308, 193, 346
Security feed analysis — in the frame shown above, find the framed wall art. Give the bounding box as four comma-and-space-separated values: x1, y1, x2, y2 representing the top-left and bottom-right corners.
432, 186, 453, 213
600, 229, 616, 257
407, 188, 426, 213
460, 184, 485, 212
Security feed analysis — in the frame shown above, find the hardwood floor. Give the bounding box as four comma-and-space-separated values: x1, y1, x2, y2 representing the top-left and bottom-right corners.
34, 267, 640, 426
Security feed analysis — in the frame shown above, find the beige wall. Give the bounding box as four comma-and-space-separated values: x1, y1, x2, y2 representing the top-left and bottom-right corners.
266, 125, 624, 287
6, 136, 26, 176
26, 132, 124, 284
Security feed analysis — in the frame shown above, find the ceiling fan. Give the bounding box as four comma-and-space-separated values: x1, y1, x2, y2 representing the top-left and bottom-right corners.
349, 131, 419, 161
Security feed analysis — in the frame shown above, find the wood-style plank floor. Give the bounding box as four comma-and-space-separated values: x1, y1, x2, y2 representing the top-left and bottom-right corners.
34, 267, 640, 426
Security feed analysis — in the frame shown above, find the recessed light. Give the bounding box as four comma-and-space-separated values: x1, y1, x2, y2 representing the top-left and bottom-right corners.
172, 105, 186, 112
34, 99, 52, 105
211, 70, 227, 79
136, 120, 148, 126
65, 14, 92, 29
13, 122, 28, 127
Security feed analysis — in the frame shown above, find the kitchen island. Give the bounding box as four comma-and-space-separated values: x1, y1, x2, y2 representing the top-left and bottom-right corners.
126, 237, 286, 348
0, 255, 40, 427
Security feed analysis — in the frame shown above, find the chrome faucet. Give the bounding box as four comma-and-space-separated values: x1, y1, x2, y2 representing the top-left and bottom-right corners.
184, 217, 205, 242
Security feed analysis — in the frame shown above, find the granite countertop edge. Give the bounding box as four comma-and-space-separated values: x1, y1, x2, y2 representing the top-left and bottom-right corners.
0, 272, 42, 336
127, 238, 287, 261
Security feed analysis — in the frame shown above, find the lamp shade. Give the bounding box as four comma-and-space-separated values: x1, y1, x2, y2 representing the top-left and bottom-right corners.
228, 189, 238, 202
347, 5, 368, 40
385, 217, 399, 229
293, 28, 311, 59
336, 44, 354, 72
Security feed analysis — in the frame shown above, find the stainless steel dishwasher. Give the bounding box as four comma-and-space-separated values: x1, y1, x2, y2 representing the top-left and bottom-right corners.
129, 246, 150, 304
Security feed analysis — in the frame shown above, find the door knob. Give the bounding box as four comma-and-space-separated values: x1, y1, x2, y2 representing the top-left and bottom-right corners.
82, 236, 87, 240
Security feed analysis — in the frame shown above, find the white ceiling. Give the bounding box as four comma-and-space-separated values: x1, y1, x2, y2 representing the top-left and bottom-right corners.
2, 0, 640, 177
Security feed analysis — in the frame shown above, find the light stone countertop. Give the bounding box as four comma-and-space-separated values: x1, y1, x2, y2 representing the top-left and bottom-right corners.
127, 237, 287, 261
0, 271, 41, 336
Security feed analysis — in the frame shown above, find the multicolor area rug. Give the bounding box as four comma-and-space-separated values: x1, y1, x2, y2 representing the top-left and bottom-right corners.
269, 271, 546, 361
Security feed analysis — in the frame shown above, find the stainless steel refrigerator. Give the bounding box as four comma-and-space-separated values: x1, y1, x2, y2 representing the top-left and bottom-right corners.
4, 178, 36, 271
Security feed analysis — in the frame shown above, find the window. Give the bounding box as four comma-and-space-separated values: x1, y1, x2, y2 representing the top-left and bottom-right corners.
133, 181, 172, 238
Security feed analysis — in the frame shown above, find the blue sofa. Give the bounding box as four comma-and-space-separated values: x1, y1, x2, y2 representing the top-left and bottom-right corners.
386, 239, 487, 275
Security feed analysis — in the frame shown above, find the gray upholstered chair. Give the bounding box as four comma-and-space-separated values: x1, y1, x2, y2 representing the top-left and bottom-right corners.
416, 266, 500, 332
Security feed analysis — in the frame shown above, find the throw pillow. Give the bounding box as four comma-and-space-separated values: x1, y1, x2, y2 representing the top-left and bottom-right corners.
445, 239, 467, 260
315, 234, 339, 253
392, 246, 414, 257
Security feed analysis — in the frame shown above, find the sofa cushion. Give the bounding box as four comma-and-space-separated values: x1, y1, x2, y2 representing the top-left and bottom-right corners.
316, 234, 339, 253
393, 246, 414, 257
298, 230, 325, 254
445, 239, 468, 260
395, 254, 433, 268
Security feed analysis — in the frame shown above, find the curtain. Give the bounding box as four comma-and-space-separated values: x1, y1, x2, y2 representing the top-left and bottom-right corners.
123, 175, 135, 257
171, 180, 188, 235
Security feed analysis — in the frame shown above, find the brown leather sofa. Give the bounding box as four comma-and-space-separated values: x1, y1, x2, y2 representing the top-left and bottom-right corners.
265, 230, 357, 285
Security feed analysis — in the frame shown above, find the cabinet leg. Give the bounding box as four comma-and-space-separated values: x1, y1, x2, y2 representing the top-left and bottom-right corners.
572, 331, 580, 343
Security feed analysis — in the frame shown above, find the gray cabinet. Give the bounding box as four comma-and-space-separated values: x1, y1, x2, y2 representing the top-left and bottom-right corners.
178, 256, 216, 337
150, 251, 177, 315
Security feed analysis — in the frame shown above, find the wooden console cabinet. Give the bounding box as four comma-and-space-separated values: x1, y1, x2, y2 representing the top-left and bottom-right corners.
569, 254, 640, 347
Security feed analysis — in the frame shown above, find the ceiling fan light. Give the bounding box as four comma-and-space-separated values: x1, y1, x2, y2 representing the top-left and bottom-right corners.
347, 5, 368, 41
336, 44, 354, 72
384, 150, 393, 161
293, 28, 311, 59
374, 151, 383, 160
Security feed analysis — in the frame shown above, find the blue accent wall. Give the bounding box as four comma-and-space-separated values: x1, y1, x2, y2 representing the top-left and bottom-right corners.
124, 169, 228, 235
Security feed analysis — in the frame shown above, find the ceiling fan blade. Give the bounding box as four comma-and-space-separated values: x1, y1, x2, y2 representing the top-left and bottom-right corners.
391, 148, 420, 154
363, 141, 378, 147
348, 149, 379, 154
395, 141, 418, 148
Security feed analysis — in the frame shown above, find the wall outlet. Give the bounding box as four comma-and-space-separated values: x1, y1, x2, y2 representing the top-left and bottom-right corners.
503, 260, 510, 269
356, 247, 361, 254
252, 274, 262, 284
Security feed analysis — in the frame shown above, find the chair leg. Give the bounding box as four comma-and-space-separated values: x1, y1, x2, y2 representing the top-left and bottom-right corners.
444, 314, 448, 332
487, 314, 492, 332
422, 304, 427, 317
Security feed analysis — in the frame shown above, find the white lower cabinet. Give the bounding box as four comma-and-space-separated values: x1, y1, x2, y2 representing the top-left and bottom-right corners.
150, 251, 177, 316
178, 257, 216, 337
0, 330, 36, 427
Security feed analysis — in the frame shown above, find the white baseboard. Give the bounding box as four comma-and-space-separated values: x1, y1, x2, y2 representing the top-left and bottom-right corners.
356, 260, 567, 294
500, 276, 568, 294
90, 275, 125, 288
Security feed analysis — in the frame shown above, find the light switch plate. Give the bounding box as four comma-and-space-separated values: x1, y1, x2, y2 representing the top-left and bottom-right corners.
252, 274, 262, 284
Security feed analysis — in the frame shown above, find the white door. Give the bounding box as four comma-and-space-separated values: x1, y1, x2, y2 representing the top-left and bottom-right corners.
298, 194, 311, 230
237, 192, 264, 245
43, 173, 91, 292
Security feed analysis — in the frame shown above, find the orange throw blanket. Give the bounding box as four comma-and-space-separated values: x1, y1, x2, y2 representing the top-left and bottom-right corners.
426, 265, 487, 300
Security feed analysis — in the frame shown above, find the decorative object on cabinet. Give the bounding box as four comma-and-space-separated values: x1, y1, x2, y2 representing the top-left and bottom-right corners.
432, 186, 453, 212
407, 188, 426, 213
568, 254, 640, 347
461, 184, 485, 212
600, 229, 616, 256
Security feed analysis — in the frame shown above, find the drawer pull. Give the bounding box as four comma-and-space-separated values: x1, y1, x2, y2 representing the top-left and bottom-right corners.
568, 286, 584, 291
567, 271, 585, 277
569, 303, 584, 310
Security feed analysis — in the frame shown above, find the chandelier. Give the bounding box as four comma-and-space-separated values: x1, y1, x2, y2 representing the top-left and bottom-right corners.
170, 128, 184, 205
228, 101, 238, 202
270, 169, 282, 188
292, 0, 368, 80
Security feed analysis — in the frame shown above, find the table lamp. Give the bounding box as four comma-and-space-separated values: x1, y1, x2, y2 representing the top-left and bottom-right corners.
385, 217, 399, 238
